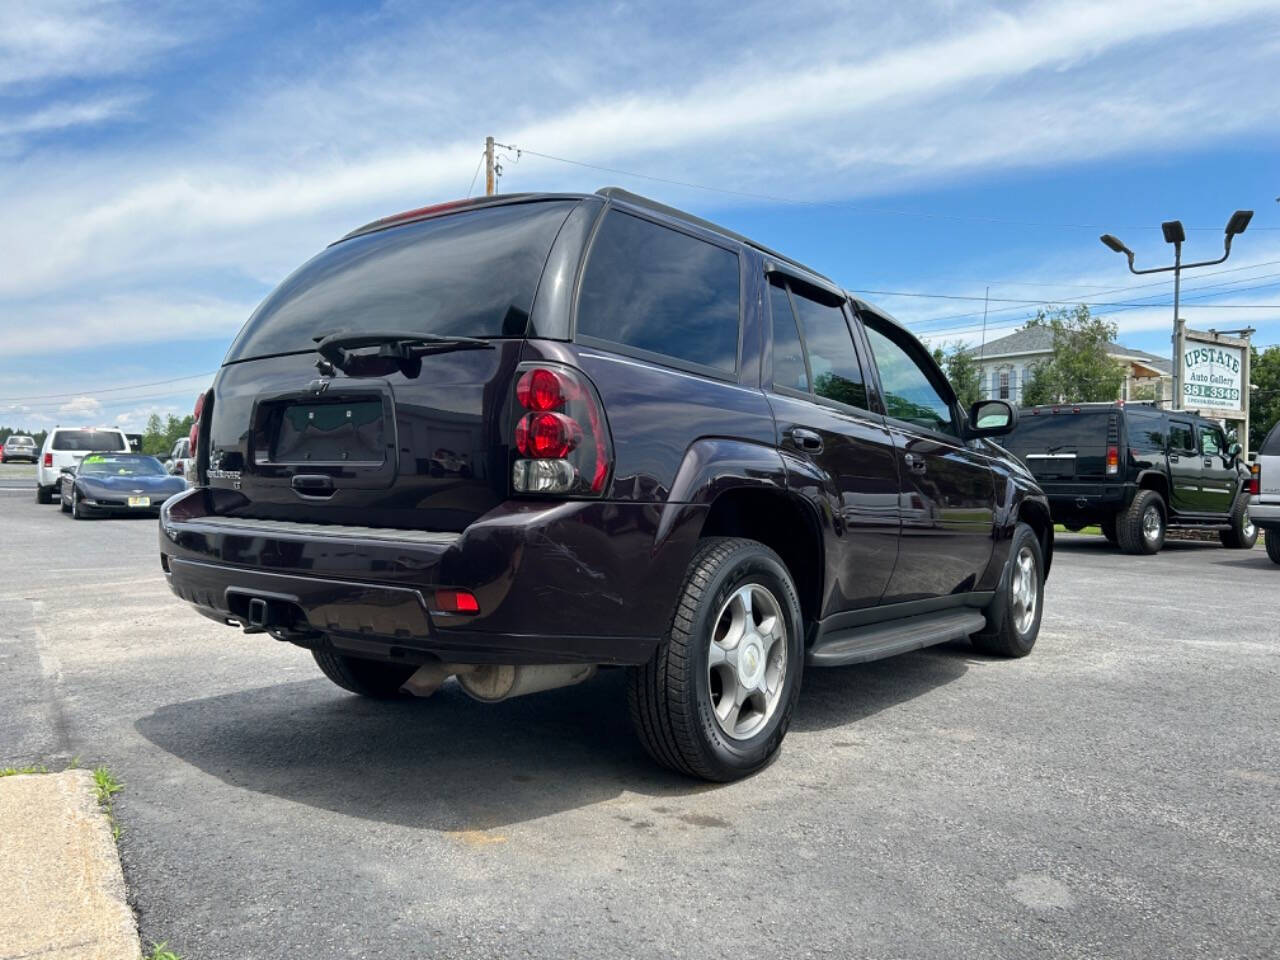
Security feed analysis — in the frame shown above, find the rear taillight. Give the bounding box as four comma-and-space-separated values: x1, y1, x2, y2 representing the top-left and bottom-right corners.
189, 391, 206, 450
434, 588, 480, 615
1246, 462, 1260, 496
43, 452, 52, 467
511, 363, 611, 496
1106, 445, 1119, 476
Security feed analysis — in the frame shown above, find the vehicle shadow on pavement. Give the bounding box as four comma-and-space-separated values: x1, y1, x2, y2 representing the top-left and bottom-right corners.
790, 646, 970, 732
135, 648, 967, 830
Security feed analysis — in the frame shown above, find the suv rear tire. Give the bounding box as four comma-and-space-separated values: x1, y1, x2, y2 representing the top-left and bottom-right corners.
1100, 514, 1118, 545
1265, 532, 1280, 565
972, 522, 1044, 658
1219, 495, 1258, 549
627, 537, 804, 782
312, 649, 417, 699
1117, 489, 1165, 555
35, 485, 53, 504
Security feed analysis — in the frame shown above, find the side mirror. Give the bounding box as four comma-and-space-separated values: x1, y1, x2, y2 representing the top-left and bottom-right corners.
59, 465, 76, 476
967, 399, 1017, 438
1226, 441, 1242, 462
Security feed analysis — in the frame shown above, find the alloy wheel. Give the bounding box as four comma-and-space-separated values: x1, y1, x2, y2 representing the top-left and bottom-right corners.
707, 583, 788, 741
1010, 545, 1039, 636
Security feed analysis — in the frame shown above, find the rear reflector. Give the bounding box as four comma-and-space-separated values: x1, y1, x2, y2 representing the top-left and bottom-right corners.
434, 589, 479, 614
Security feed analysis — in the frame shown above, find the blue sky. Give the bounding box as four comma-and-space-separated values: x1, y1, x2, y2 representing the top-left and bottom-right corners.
1, 0, 1278, 431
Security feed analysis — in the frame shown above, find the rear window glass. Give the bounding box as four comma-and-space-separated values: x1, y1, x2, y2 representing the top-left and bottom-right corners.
226, 201, 576, 361
576, 211, 740, 373
6, 437, 33, 446
1260, 422, 1280, 456
1004, 412, 1112, 452
51, 431, 127, 451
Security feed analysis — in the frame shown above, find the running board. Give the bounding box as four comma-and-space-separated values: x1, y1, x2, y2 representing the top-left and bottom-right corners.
807, 609, 988, 667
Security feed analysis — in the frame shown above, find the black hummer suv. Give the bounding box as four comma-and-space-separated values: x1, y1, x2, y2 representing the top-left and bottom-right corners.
160, 189, 1052, 781
1003, 401, 1255, 555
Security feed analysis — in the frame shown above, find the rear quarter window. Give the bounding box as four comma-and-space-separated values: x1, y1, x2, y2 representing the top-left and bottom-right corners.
1260, 422, 1280, 456
575, 210, 741, 375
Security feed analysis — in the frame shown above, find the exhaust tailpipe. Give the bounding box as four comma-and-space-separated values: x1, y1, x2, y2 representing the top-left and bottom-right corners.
401, 663, 597, 702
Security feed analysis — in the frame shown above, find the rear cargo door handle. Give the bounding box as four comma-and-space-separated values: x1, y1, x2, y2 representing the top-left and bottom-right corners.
291, 474, 335, 497
786, 428, 823, 454
903, 452, 927, 474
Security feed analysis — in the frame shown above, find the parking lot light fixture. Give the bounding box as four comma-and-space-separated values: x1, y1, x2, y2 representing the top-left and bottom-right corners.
1099, 209, 1253, 410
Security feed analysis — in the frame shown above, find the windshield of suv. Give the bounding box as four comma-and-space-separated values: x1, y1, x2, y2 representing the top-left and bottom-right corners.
78, 454, 167, 477
225, 200, 576, 362
51, 431, 127, 451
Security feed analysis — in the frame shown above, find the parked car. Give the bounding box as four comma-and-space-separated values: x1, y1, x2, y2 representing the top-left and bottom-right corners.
1249, 421, 1280, 565
59, 452, 186, 519
36, 427, 132, 503
164, 437, 192, 477
1002, 401, 1255, 554
1, 435, 38, 463
158, 188, 1052, 781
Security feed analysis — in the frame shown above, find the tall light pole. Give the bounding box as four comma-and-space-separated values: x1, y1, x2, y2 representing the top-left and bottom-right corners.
1100, 209, 1253, 410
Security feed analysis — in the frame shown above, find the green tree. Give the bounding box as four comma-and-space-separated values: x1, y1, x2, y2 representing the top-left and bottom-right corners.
1249, 344, 1280, 452
940, 342, 983, 408
1021, 305, 1126, 405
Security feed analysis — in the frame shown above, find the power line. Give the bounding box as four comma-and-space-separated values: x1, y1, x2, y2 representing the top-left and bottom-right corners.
0, 372, 215, 404
512, 144, 1280, 232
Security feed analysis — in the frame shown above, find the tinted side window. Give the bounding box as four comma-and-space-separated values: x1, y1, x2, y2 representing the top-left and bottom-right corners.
577, 211, 740, 373
1261, 423, 1280, 456
1198, 424, 1224, 457
768, 279, 808, 392
1168, 421, 1196, 453
792, 290, 867, 409
864, 325, 955, 436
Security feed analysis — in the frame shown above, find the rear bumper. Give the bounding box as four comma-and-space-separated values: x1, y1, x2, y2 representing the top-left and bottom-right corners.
159, 488, 705, 665
1249, 499, 1280, 528
1040, 483, 1133, 524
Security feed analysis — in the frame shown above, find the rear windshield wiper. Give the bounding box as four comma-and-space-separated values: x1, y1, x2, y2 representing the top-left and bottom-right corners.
314, 330, 493, 377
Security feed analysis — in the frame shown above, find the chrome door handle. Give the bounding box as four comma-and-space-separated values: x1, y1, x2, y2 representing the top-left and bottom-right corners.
787, 428, 823, 453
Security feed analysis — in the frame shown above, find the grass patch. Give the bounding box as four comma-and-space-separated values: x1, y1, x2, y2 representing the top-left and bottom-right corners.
1054, 523, 1102, 536
92, 765, 124, 841
0, 764, 49, 776
144, 942, 183, 960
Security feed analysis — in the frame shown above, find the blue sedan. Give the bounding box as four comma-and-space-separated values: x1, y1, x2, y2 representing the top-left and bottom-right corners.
60, 452, 187, 519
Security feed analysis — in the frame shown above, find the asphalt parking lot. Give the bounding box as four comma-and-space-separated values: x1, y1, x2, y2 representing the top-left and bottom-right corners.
2, 463, 1277, 959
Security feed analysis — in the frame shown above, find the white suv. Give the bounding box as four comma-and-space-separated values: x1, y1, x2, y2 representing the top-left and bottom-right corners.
36, 427, 132, 504
1251, 422, 1280, 565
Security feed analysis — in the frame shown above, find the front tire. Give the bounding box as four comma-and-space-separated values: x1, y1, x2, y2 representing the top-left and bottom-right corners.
972, 522, 1044, 658
627, 537, 804, 782
1219, 495, 1258, 549
1117, 489, 1165, 555
312, 649, 418, 698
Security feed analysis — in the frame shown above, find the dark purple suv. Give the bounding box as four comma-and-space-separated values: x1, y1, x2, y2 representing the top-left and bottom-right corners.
160, 189, 1052, 781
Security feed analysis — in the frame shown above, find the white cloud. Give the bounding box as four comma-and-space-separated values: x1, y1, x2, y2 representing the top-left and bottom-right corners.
0, 93, 143, 138
57, 395, 103, 420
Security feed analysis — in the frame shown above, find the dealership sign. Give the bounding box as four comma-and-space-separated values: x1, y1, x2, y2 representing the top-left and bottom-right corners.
1182, 341, 1244, 410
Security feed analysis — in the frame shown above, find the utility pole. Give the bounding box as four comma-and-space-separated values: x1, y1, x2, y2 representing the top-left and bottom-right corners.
1100, 209, 1253, 410
484, 136, 495, 197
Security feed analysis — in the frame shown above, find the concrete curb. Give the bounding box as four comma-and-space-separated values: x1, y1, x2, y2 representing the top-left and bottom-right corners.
0, 769, 141, 960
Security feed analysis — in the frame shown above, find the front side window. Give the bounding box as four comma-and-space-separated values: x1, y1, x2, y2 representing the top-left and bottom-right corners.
864, 324, 955, 436
1168, 421, 1196, 454
577, 211, 741, 374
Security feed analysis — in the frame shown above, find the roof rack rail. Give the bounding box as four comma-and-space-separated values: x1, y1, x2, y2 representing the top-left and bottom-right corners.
595, 187, 833, 284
